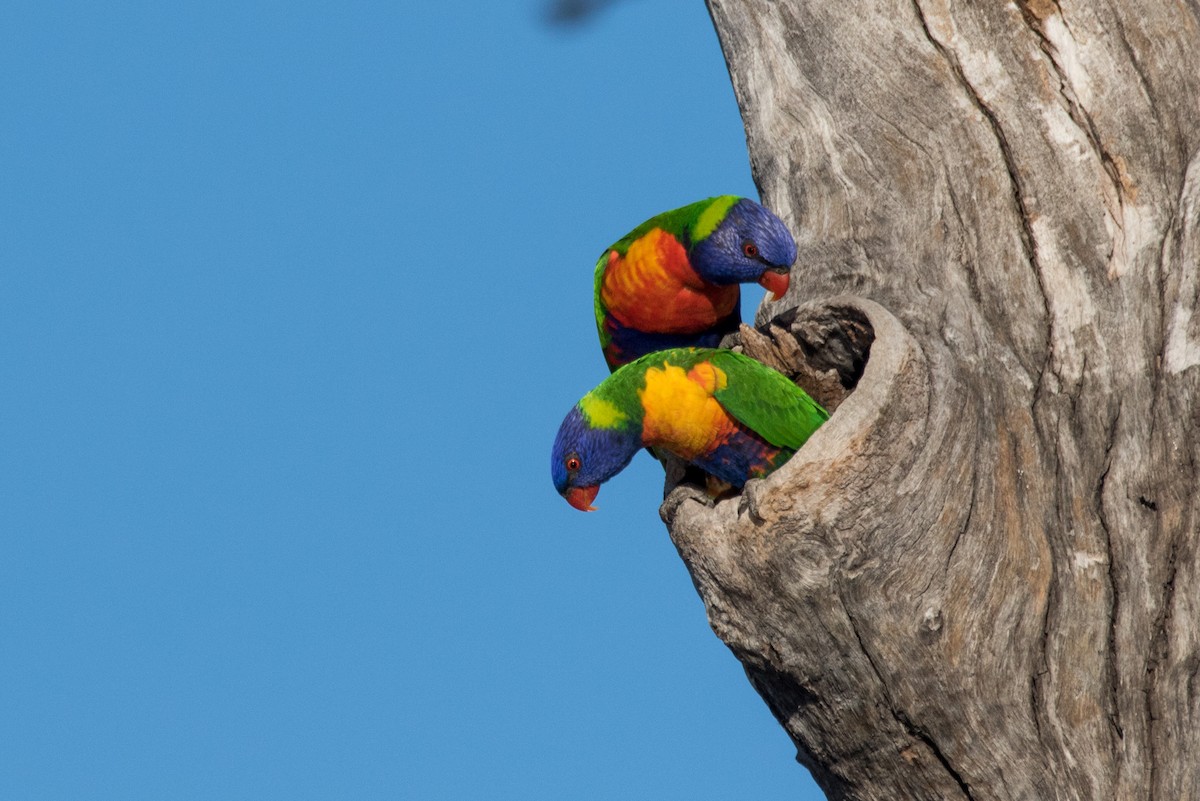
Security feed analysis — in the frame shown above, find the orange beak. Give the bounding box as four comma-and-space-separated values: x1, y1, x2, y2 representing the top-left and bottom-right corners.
758, 269, 790, 301
565, 485, 599, 512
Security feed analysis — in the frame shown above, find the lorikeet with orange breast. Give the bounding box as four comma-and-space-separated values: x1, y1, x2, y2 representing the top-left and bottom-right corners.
594, 196, 797, 371
551, 348, 828, 511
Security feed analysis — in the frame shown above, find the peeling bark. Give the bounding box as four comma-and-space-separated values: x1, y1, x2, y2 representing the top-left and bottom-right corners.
667, 2, 1200, 798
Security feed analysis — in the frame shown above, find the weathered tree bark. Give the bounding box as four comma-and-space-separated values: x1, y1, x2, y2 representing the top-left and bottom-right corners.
662, 2, 1200, 798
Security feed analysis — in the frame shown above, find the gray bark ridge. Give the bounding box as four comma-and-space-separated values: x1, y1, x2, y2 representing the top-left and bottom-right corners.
665, 1, 1200, 799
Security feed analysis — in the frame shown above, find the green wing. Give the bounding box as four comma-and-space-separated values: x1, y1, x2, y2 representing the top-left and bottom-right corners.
708, 350, 829, 449
593, 250, 611, 348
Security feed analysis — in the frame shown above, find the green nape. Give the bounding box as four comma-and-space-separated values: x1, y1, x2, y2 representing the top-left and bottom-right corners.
606, 195, 741, 256
691, 195, 740, 241
578, 393, 629, 430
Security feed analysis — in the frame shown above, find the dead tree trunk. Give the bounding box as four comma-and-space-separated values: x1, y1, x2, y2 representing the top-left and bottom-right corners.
662, 2, 1200, 798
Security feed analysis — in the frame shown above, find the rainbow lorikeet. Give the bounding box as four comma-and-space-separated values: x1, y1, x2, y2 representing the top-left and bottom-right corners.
551, 348, 828, 511
594, 196, 798, 371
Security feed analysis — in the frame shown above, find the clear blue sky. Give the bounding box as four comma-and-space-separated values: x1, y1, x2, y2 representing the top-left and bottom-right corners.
1, 2, 825, 798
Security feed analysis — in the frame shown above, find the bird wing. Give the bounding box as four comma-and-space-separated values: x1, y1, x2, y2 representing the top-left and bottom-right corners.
708, 350, 829, 450
593, 249, 612, 349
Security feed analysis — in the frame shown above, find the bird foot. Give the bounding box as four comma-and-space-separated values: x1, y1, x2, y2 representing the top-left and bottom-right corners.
659, 483, 714, 525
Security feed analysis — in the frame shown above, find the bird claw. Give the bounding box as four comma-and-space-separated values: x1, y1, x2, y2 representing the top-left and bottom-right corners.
659, 483, 714, 525
737, 479, 767, 524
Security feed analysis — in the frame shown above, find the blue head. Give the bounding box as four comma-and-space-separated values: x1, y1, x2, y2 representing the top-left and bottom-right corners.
688, 198, 797, 297
550, 405, 641, 511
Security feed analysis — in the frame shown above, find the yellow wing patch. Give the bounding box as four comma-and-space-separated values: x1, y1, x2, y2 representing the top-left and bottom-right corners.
579, 394, 628, 429
638, 362, 734, 459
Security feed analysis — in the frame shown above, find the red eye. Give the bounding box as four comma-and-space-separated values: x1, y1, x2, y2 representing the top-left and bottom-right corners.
565, 456, 581, 472
743, 242, 759, 258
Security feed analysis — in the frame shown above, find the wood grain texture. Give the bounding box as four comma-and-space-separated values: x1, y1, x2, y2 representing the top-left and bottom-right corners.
663, 1, 1200, 798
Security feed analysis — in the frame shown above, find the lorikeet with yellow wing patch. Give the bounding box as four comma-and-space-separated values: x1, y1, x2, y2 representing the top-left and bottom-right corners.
594, 196, 797, 371
551, 348, 828, 511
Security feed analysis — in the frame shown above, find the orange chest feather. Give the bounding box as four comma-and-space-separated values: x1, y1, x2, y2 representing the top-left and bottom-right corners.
638, 362, 738, 459
600, 229, 737, 334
